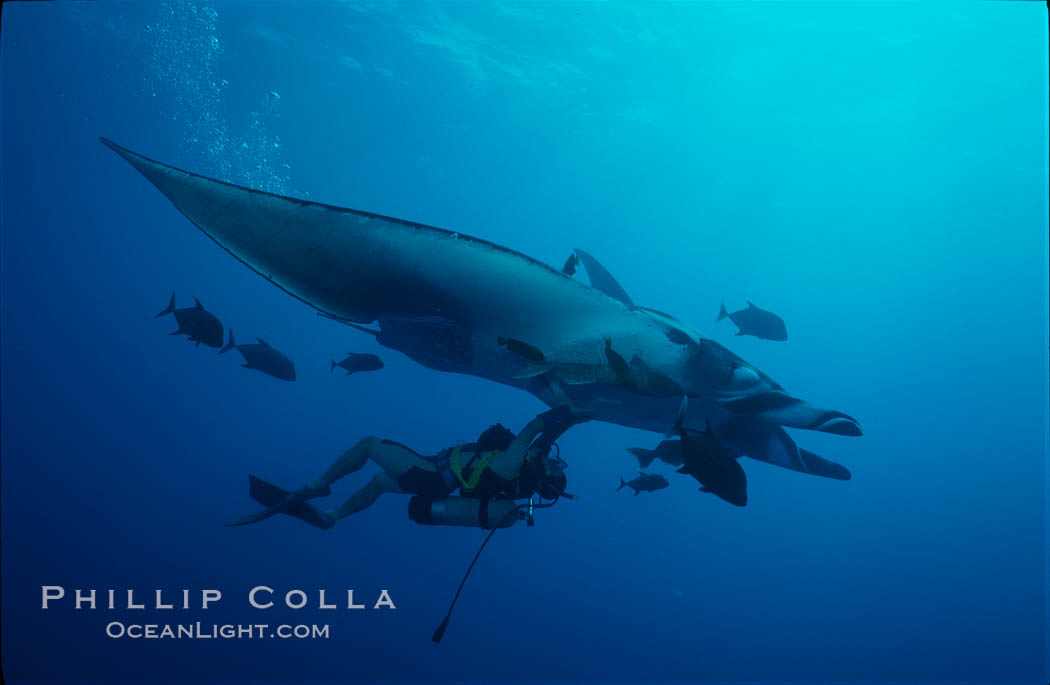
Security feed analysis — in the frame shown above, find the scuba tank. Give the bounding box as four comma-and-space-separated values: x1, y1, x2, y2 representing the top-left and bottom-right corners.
408, 448, 571, 530
408, 496, 518, 530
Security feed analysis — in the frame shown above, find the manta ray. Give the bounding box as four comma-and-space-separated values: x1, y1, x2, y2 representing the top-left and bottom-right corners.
100, 137, 861, 481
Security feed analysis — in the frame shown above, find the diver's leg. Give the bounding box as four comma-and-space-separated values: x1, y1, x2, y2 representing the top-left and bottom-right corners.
227, 438, 379, 527
302, 436, 378, 493
293, 436, 422, 503
226, 438, 426, 528
327, 471, 403, 523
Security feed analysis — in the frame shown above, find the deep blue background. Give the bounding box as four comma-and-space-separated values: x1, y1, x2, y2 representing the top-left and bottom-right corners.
2, 1, 1047, 683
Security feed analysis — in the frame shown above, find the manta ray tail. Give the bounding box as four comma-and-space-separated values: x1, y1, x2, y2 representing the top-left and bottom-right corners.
561, 252, 578, 275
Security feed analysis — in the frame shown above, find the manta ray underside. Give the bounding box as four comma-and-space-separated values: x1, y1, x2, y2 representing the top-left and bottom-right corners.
101, 137, 861, 480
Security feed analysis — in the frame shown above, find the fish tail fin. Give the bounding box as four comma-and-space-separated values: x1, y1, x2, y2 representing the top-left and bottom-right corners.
716, 301, 729, 322
616, 477, 626, 492
155, 292, 176, 318
219, 329, 236, 355
664, 395, 688, 439
330, 359, 336, 372
626, 448, 656, 469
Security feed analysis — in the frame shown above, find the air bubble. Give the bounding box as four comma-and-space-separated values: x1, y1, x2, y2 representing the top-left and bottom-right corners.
139, 2, 294, 194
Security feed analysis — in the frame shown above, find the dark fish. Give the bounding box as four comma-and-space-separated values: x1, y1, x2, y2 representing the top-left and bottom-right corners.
155, 293, 224, 348
219, 330, 296, 381
616, 472, 669, 496
331, 352, 384, 375
626, 439, 684, 469
498, 336, 546, 363
670, 397, 747, 506
604, 338, 637, 391
716, 301, 787, 341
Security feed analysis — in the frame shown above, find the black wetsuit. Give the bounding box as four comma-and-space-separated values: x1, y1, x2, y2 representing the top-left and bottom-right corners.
396, 406, 578, 499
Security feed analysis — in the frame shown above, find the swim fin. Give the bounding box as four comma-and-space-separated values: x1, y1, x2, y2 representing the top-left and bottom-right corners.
225, 475, 334, 529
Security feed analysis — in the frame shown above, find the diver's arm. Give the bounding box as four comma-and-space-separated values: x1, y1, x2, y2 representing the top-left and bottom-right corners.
505, 405, 583, 461
487, 416, 545, 478
509, 416, 546, 454
489, 406, 585, 479
529, 405, 585, 455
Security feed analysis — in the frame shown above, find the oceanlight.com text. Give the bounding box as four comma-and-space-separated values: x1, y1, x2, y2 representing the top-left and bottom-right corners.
105, 622, 330, 639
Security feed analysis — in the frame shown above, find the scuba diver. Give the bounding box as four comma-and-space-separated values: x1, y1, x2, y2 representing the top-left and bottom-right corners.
226, 405, 585, 531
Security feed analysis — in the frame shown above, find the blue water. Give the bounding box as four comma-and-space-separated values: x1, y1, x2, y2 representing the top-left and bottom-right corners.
1, 2, 1047, 683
